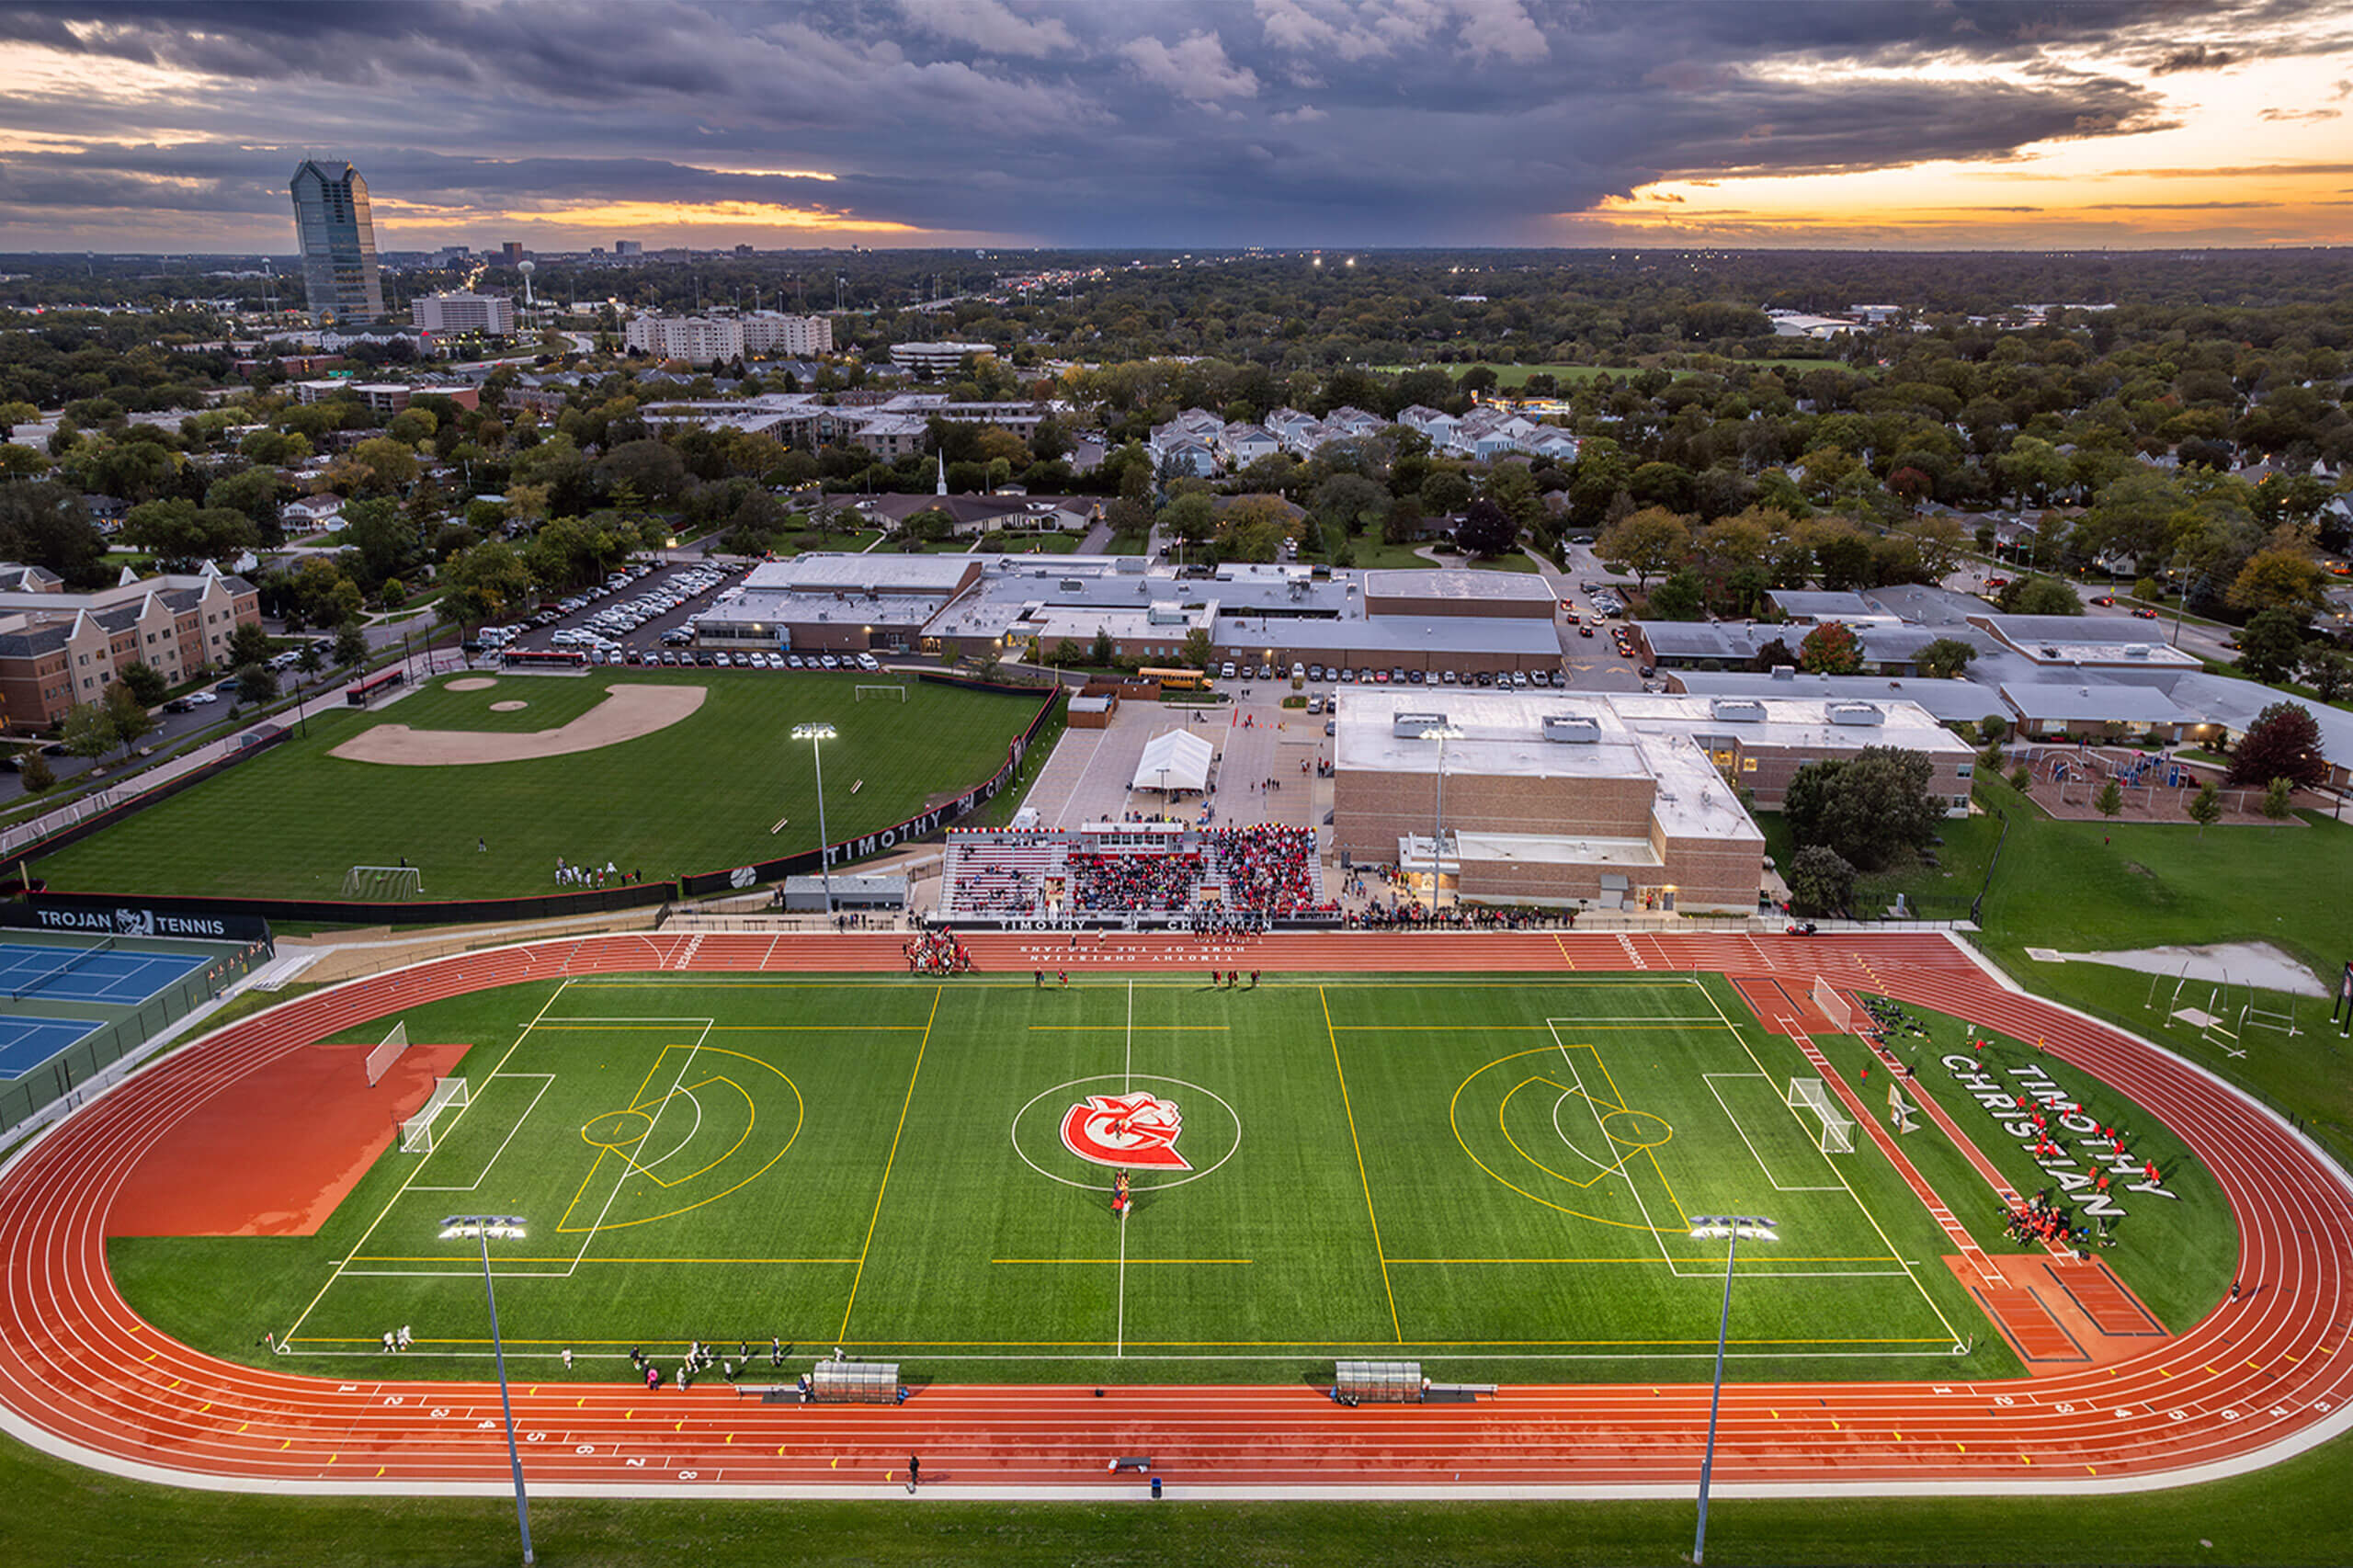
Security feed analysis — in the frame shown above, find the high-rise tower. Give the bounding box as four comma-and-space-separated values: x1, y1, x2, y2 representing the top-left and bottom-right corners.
289, 159, 385, 324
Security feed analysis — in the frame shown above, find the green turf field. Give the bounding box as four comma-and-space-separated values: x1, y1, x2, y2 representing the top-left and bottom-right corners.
28, 673, 1047, 901
108, 971, 2229, 1390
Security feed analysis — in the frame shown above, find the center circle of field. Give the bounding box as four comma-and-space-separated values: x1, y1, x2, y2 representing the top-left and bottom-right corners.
1597, 1107, 1672, 1150
446, 676, 497, 691
581, 1108, 654, 1148
1010, 1074, 1241, 1191
489, 700, 529, 712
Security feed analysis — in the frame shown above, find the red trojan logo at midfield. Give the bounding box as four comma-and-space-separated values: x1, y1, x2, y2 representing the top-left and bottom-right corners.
1060, 1092, 1191, 1170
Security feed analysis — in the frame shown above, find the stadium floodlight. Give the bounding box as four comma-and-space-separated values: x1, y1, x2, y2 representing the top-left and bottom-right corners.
792, 722, 839, 915
444, 1214, 534, 1566
1419, 726, 1462, 915
1688, 1215, 1777, 1567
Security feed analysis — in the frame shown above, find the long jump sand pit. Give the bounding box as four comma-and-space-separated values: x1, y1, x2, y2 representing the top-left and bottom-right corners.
331, 683, 707, 767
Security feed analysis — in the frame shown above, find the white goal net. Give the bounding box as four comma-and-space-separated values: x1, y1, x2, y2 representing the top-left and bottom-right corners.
343, 864, 424, 900
399, 1076, 470, 1153
1786, 1075, 1855, 1154
364, 1020, 410, 1086
854, 683, 907, 701
1810, 976, 1855, 1035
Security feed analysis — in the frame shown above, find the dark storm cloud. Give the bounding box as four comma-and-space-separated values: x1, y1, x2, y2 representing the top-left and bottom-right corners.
0, 0, 2345, 247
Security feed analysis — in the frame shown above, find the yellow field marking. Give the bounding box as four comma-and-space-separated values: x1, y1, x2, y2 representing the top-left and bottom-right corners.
554, 1049, 805, 1233
805, 1335, 1951, 1347
1554, 932, 1576, 968
534, 1024, 929, 1030
345, 1256, 858, 1266
836, 987, 938, 1344
1448, 1046, 1687, 1234
1498, 1075, 1643, 1190
1028, 1025, 1231, 1031
993, 1258, 1253, 1266
1385, 1256, 1902, 1265
1322, 984, 1403, 1344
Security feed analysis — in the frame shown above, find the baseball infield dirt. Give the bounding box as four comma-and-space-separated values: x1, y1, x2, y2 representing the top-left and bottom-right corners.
330, 683, 707, 767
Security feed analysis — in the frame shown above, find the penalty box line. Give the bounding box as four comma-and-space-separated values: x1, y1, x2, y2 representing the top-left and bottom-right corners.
408, 1074, 555, 1197
279, 977, 576, 1343
1543, 1019, 1685, 1274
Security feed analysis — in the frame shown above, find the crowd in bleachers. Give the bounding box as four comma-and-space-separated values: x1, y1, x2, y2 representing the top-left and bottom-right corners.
1204, 826, 1330, 917
1068, 851, 1204, 914
941, 842, 1063, 918
1347, 900, 1572, 930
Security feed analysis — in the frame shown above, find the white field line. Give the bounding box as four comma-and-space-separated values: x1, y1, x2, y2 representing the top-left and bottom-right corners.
1700, 1073, 1841, 1195
566, 1018, 715, 1277
1546, 1020, 1680, 1273
280, 978, 574, 1342
411, 1074, 555, 1195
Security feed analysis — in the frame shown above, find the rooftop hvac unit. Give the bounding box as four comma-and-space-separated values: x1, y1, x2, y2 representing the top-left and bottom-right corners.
1392, 710, 1450, 738
1541, 714, 1602, 744
1061, 578, 1083, 592
1825, 701, 1883, 726
1709, 697, 1767, 722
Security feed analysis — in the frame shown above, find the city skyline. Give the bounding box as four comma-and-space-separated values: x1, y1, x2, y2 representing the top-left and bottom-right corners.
0, 1, 2347, 253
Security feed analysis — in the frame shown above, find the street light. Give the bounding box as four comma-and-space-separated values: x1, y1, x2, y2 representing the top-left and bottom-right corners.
792, 722, 838, 916
1419, 725, 1462, 915
442, 1215, 534, 1566
1688, 1215, 1777, 1567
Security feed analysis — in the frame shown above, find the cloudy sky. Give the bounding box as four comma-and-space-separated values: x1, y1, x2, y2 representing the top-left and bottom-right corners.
0, 0, 2347, 253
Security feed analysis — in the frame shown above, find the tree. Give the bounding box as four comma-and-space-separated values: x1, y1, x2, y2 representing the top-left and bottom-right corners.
103, 681, 154, 757
2187, 781, 2222, 836
1797, 621, 1864, 676
1419, 470, 1472, 517
235, 663, 278, 706
2233, 608, 2307, 685
1180, 627, 1213, 669
1644, 568, 1706, 620
1594, 506, 1689, 590
1979, 713, 2010, 744
2096, 778, 2124, 819
2263, 777, 2295, 820
2228, 548, 2329, 616
1915, 637, 1977, 680
297, 642, 324, 680
1786, 845, 1857, 918
2010, 760, 2034, 792
118, 661, 168, 707
334, 625, 369, 667
2224, 700, 2326, 789
1455, 498, 1519, 559
2302, 646, 2353, 704
17, 752, 54, 794
1750, 637, 1797, 673
1997, 575, 2084, 616
1782, 745, 1941, 871
59, 700, 117, 763
438, 539, 532, 627
0, 481, 108, 585
225, 620, 275, 669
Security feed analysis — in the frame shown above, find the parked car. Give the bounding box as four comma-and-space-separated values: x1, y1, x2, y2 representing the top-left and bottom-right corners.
162, 698, 194, 714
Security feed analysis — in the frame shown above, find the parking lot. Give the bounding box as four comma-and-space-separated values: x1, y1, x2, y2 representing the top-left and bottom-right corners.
478, 558, 886, 675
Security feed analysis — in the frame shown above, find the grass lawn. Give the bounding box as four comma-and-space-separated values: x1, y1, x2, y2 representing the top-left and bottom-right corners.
1964, 774, 2353, 1169
29, 672, 1048, 902
115, 971, 2086, 1389
1756, 806, 2003, 922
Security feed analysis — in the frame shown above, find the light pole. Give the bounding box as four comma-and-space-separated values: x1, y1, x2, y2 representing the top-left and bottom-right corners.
442, 1215, 533, 1566
1688, 1215, 1776, 1567
793, 722, 838, 916
1419, 725, 1461, 915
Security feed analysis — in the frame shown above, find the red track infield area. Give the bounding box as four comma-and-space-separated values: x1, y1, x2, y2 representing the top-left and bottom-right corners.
2, 930, 2349, 1499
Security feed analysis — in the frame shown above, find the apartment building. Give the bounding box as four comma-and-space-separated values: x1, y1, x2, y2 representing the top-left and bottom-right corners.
0, 566, 262, 731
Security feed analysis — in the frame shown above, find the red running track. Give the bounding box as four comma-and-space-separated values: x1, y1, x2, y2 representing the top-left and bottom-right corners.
0, 930, 2347, 1499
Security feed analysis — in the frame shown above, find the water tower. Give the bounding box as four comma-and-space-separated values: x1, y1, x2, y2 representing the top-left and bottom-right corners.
517, 257, 536, 328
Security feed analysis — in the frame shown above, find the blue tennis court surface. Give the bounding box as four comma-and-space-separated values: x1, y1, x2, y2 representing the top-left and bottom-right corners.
0, 942, 211, 1006
0, 1016, 103, 1079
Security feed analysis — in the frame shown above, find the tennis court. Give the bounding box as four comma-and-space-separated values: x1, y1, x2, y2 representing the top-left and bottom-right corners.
0, 1016, 102, 1079
0, 941, 213, 1005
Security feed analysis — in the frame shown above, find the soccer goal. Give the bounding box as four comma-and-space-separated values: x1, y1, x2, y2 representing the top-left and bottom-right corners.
854, 684, 907, 702
1809, 975, 1855, 1035
1787, 1076, 1855, 1153
399, 1076, 470, 1153
364, 1019, 411, 1086
343, 864, 424, 900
